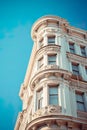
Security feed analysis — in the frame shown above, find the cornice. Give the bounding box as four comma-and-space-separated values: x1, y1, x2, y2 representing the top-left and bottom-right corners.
36, 45, 61, 59
70, 78, 87, 91
66, 52, 87, 66
29, 65, 72, 90
66, 35, 87, 45
31, 15, 68, 37
26, 114, 87, 130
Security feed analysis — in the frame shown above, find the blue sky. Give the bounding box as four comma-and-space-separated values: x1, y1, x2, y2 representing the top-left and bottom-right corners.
0, 0, 87, 130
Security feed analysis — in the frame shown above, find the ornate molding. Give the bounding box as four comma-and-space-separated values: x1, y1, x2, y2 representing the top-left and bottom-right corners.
32, 105, 62, 120
36, 45, 61, 59
30, 66, 71, 90
26, 114, 87, 130
66, 52, 87, 66
70, 79, 87, 91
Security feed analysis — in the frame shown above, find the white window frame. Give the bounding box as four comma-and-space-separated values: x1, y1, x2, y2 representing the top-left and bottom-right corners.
48, 54, 57, 65
49, 85, 58, 105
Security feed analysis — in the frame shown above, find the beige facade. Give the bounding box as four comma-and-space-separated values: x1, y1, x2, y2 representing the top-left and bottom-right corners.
15, 15, 87, 130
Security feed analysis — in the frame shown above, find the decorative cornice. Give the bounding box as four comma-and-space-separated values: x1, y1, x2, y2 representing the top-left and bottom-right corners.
26, 114, 87, 130
36, 45, 61, 59
66, 52, 87, 66
70, 78, 87, 91
29, 65, 72, 90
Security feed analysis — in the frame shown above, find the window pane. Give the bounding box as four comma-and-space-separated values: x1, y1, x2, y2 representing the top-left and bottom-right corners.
48, 55, 56, 65
69, 43, 75, 53
49, 86, 58, 105
77, 102, 85, 111
76, 94, 83, 102
38, 98, 43, 109
76, 92, 85, 111
48, 36, 55, 44
72, 64, 79, 75
81, 46, 86, 57
38, 57, 43, 68
39, 38, 44, 47
49, 96, 58, 105
49, 87, 58, 94
37, 89, 43, 109
73, 70, 79, 75
85, 67, 87, 74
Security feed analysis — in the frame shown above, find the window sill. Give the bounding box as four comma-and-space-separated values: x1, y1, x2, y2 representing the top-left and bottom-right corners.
71, 74, 82, 80
77, 110, 87, 119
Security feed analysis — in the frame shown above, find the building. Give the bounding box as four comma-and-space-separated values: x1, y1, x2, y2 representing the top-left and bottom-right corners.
15, 15, 87, 130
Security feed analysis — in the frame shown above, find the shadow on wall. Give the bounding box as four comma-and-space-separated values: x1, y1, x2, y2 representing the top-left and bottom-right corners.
0, 98, 15, 130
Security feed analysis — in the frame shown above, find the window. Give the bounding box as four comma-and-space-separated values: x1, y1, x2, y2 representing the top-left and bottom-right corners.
69, 42, 75, 53
49, 86, 58, 105
48, 54, 57, 65
76, 92, 85, 111
48, 36, 55, 44
37, 89, 43, 109
72, 63, 79, 76
80, 46, 86, 57
85, 67, 87, 74
39, 38, 43, 48
38, 57, 43, 68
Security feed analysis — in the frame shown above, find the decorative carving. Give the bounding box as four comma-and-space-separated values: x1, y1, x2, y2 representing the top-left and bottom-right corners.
32, 105, 62, 120
36, 45, 61, 58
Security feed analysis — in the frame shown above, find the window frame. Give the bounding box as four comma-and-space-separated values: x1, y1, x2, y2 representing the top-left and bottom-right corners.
48, 36, 55, 44
80, 46, 86, 57
37, 88, 43, 110
49, 85, 58, 105
39, 38, 44, 48
48, 54, 57, 65
85, 66, 87, 74
72, 63, 79, 76
76, 91, 85, 112
38, 57, 43, 68
69, 42, 75, 53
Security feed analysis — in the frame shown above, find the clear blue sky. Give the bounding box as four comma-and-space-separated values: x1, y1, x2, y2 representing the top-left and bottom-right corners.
0, 0, 87, 130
